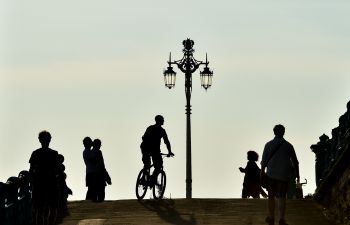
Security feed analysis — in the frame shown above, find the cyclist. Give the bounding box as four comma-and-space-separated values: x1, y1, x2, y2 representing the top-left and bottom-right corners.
140, 115, 174, 185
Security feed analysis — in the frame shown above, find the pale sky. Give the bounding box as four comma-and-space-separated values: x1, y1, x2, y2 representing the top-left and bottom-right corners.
1, 0, 350, 200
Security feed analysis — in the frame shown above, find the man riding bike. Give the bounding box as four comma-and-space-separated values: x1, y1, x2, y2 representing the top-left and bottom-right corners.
140, 115, 174, 185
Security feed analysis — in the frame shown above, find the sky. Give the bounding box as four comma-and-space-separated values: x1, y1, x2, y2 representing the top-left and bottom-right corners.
1, 0, 350, 200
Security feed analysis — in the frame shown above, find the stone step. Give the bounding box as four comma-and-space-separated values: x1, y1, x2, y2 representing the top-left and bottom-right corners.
59, 199, 335, 225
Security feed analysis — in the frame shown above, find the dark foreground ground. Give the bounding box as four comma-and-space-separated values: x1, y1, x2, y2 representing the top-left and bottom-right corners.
59, 198, 336, 225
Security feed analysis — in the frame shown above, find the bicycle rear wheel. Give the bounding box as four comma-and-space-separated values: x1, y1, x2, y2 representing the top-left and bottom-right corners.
136, 169, 148, 200
153, 170, 166, 199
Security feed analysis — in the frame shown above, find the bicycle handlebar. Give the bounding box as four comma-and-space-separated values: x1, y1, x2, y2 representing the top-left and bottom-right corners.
160, 153, 175, 157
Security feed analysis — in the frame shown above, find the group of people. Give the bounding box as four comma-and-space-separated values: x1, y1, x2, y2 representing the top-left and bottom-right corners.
82, 137, 111, 202
27, 117, 299, 225
81, 115, 174, 201
27, 131, 112, 225
27, 114, 173, 220
239, 124, 300, 225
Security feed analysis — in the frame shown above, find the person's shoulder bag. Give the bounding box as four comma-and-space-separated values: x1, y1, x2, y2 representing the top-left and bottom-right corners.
261, 139, 286, 188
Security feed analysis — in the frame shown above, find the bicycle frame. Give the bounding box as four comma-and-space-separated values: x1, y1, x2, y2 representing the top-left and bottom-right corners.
136, 153, 173, 200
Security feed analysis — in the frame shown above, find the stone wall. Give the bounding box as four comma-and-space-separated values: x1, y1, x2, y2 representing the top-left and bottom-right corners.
314, 137, 350, 225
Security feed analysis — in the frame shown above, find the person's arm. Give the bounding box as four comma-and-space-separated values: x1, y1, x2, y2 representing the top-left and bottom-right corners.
29, 152, 37, 175
99, 150, 106, 169
290, 146, 300, 183
260, 143, 269, 172
239, 167, 246, 173
98, 150, 112, 185
163, 130, 173, 156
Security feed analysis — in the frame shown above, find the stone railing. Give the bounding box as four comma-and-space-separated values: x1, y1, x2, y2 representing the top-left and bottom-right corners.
311, 101, 350, 225
0, 171, 32, 225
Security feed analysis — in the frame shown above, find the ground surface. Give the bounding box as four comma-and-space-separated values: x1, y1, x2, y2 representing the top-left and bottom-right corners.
59, 198, 336, 225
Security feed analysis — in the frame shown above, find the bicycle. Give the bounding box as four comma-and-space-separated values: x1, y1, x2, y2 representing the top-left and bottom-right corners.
135, 153, 173, 200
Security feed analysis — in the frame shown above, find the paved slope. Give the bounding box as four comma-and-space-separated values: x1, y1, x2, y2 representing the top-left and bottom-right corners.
59, 199, 335, 225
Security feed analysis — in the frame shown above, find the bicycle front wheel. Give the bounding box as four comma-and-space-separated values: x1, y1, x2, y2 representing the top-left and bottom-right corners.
136, 169, 148, 200
153, 170, 166, 199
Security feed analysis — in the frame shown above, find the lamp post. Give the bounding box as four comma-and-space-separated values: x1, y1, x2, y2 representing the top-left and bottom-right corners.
163, 38, 213, 199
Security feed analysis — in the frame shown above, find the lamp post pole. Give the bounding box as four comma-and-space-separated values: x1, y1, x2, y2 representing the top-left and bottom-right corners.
163, 39, 213, 199
185, 70, 192, 199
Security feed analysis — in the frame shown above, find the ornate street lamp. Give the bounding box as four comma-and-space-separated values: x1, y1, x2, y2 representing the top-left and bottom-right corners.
163, 54, 176, 89
200, 54, 213, 90
163, 38, 213, 199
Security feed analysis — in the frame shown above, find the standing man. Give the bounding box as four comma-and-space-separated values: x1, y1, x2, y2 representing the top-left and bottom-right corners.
140, 115, 174, 184
29, 130, 59, 225
261, 124, 300, 225
82, 136, 95, 200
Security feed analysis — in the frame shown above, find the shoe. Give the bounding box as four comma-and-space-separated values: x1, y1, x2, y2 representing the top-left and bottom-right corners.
265, 216, 274, 225
279, 219, 288, 225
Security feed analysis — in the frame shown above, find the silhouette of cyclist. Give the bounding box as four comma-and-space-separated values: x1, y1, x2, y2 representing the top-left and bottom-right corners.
140, 115, 174, 184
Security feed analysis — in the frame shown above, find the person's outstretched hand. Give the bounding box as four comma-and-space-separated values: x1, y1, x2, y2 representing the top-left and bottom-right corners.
167, 152, 175, 157
239, 167, 244, 172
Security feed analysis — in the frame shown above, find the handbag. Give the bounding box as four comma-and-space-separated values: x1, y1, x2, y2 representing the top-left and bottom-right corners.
104, 169, 112, 185
261, 140, 286, 188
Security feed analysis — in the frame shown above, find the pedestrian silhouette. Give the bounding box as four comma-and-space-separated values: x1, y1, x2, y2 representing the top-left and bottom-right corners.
82, 136, 95, 200
239, 150, 267, 198
92, 139, 111, 202
260, 124, 300, 225
29, 130, 59, 225
57, 154, 72, 217
18, 170, 32, 224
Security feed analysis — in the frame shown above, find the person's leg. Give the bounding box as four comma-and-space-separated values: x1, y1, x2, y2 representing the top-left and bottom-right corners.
86, 173, 98, 201
241, 187, 248, 198
151, 153, 163, 185
276, 181, 288, 225
278, 197, 286, 220
142, 153, 151, 169
95, 173, 106, 202
85, 173, 93, 200
98, 186, 105, 202
91, 173, 99, 202
48, 206, 57, 225
252, 185, 261, 199
86, 186, 93, 200
266, 178, 276, 225
267, 196, 275, 219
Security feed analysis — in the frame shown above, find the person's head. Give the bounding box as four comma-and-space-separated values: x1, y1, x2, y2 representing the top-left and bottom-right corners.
18, 170, 30, 183
247, 150, 259, 161
38, 130, 51, 148
58, 154, 64, 164
83, 136, 93, 149
93, 139, 101, 150
155, 115, 164, 126
319, 134, 329, 142
273, 124, 285, 137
